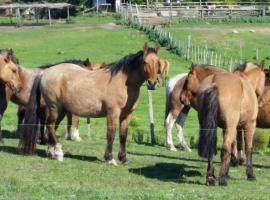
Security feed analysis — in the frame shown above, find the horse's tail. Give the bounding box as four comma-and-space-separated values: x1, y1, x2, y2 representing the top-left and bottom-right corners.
197, 86, 218, 159
20, 75, 42, 154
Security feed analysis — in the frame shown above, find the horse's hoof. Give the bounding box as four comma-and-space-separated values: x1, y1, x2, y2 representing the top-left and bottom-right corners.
239, 158, 245, 166
73, 136, 81, 142
167, 146, 177, 151
247, 175, 256, 181
206, 177, 216, 186
219, 177, 228, 186
47, 143, 64, 161
185, 147, 192, 153
107, 159, 118, 166
121, 159, 129, 165
230, 158, 239, 167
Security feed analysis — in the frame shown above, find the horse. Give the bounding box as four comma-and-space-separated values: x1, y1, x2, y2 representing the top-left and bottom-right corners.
68, 59, 170, 142
0, 49, 91, 143
180, 62, 265, 186
165, 65, 226, 152
235, 66, 270, 165
20, 43, 161, 165
0, 49, 22, 142
158, 59, 170, 86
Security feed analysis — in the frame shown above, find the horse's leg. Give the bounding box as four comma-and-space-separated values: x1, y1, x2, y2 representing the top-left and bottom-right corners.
237, 129, 244, 165
206, 158, 215, 186
244, 121, 256, 181
0, 93, 9, 143
71, 115, 81, 141
165, 112, 177, 151
46, 108, 64, 161
87, 117, 91, 136
175, 107, 191, 152
230, 139, 238, 167
16, 105, 25, 138
219, 127, 236, 186
118, 113, 132, 164
65, 112, 72, 140
39, 107, 48, 145
104, 110, 120, 166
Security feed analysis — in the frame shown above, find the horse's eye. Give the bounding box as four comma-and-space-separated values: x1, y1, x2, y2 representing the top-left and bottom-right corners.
12, 69, 16, 73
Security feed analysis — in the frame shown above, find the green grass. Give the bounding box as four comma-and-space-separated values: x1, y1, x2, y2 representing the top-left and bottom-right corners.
0, 13, 270, 199
165, 22, 270, 66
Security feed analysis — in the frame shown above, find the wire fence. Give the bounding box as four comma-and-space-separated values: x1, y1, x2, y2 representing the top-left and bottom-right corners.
118, 3, 264, 71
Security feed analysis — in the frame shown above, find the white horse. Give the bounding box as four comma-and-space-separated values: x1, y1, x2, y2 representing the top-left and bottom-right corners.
165, 73, 192, 152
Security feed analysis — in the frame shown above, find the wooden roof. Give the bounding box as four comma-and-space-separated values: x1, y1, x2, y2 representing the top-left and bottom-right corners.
0, 3, 72, 9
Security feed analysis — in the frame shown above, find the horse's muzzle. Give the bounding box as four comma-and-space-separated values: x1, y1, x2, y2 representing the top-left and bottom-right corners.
147, 80, 157, 90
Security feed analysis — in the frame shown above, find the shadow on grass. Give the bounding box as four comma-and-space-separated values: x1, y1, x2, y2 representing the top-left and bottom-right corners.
2, 130, 18, 139
129, 162, 203, 184
128, 151, 207, 163
0, 145, 102, 162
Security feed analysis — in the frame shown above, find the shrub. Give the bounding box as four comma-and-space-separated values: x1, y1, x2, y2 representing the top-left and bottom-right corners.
253, 129, 270, 152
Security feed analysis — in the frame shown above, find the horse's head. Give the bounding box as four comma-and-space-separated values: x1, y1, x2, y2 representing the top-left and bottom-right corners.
0, 48, 19, 64
158, 59, 169, 85
180, 64, 200, 106
234, 61, 265, 99
142, 43, 160, 90
0, 53, 22, 93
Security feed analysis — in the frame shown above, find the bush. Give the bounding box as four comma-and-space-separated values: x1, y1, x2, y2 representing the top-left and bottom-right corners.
253, 129, 270, 151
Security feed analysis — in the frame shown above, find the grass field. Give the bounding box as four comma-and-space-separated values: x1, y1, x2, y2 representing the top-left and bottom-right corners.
165, 21, 270, 67
0, 14, 270, 199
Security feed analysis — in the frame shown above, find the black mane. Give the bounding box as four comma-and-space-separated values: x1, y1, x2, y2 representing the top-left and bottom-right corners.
0, 48, 19, 64
38, 59, 91, 69
107, 48, 157, 76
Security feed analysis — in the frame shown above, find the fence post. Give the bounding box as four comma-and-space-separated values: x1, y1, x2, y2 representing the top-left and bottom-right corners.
256, 48, 259, 60
186, 35, 191, 60
147, 89, 155, 144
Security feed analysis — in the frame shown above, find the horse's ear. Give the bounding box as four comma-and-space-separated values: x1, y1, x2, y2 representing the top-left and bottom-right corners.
155, 43, 160, 54
85, 58, 91, 66
260, 60, 265, 70
143, 43, 148, 57
4, 53, 11, 63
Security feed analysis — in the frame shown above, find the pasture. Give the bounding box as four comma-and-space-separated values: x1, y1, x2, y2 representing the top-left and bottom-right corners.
0, 13, 269, 199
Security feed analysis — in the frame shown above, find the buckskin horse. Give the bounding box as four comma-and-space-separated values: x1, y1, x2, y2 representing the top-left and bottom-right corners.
180, 62, 265, 186
0, 48, 91, 143
20, 43, 161, 165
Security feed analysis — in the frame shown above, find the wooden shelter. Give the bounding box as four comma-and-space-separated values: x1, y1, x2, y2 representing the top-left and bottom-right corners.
0, 3, 72, 26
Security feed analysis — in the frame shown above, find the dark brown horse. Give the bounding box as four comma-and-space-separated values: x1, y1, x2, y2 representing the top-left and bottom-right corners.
20, 43, 161, 165
180, 63, 265, 186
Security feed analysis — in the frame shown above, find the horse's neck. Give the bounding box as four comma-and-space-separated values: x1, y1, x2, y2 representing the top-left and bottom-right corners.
125, 68, 146, 89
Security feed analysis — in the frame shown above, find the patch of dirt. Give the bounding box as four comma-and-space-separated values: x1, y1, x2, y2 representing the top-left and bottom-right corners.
99, 22, 123, 30
172, 25, 270, 34
0, 25, 45, 32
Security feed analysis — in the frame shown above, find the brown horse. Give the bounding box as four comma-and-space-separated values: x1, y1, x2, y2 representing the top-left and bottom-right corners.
180, 63, 265, 186
0, 49, 91, 143
20, 43, 161, 165
69, 59, 170, 142
235, 67, 270, 165
0, 50, 22, 142
165, 65, 226, 152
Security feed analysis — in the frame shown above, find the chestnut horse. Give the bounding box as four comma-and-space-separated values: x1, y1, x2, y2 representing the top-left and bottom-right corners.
20, 43, 161, 165
0, 50, 22, 142
180, 63, 265, 186
165, 65, 226, 152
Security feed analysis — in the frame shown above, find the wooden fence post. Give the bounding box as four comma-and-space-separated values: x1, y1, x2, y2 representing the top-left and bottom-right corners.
48, 8, 52, 26
186, 35, 191, 60
147, 89, 155, 144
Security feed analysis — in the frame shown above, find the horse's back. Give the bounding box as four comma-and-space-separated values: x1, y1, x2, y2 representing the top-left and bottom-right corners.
199, 72, 257, 126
